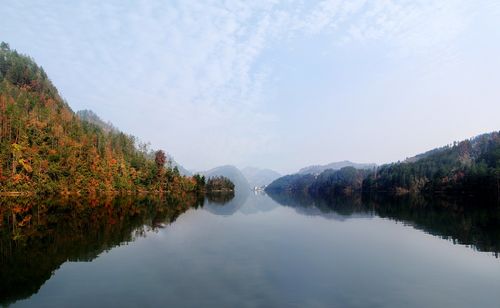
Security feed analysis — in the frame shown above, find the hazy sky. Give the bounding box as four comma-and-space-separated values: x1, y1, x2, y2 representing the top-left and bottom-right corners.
2, 1, 500, 173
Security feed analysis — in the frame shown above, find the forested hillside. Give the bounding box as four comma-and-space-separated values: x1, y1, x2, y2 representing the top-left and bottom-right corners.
267, 132, 500, 199
77, 109, 192, 176
364, 132, 500, 196
266, 167, 369, 196
0, 42, 201, 195
206, 176, 235, 192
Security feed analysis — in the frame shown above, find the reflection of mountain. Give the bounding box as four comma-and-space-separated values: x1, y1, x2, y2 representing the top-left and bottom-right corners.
267, 191, 500, 256
202, 165, 250, 192
0, 195, 203, 306
236, 193, 279, 215
203, 192, 279, 216
266, 191, 373, 220
203, 190, 249, 216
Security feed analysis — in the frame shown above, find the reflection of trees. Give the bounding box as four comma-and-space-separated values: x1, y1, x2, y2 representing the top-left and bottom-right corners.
206, 191, 235, 205
266, 190, 367, 216
367, 195, 500, 257
267, 191, 500, 257
0, 194, 203, 306
203, 190, 249, 216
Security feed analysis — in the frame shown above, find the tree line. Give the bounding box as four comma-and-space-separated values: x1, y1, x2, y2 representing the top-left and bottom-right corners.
267, 132, 500, 201
205, 176, 235, 192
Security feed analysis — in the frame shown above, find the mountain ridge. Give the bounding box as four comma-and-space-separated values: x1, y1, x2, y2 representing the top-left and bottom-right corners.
241, 167, 281, 187
297, 160, 376, 175
201, 165, 251, 192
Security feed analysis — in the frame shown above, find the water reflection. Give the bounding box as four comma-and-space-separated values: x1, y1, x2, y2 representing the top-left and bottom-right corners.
206, 191, 236, 205
1, 191, 500, 307
203, 190, 279, 216
267, 191, 500, 256
203, 190, 249, 216
0, 193, 207, 306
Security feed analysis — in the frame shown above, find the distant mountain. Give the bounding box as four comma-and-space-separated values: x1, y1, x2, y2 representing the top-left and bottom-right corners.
202, 165, 251, 192
200, 166, 279, 191
77, 110, 117, 133
298, 161, 376, 175
77, 109, 191, 176
167, 156, 191, 176
241, 167, 281, 187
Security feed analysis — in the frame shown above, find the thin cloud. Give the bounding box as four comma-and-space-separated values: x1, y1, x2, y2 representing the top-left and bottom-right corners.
1, 0, 495, 172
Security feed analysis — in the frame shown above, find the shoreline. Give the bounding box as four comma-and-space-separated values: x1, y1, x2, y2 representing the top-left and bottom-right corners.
0, 189, 202, 198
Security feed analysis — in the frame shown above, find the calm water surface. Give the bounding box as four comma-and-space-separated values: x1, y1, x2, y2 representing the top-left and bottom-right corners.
1, 192, 500, 307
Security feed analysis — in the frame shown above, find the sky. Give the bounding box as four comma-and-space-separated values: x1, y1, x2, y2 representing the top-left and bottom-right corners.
2, 0, 500, 174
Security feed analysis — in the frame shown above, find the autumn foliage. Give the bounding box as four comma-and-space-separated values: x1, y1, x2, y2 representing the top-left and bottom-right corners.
0, 42, 203, 195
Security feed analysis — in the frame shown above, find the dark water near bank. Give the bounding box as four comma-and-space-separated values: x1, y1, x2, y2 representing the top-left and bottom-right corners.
1, 192, 500, 307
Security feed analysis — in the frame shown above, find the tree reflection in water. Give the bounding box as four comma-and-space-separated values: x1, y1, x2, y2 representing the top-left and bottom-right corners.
0, 193, 209, 305
267, 191, 500, 257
